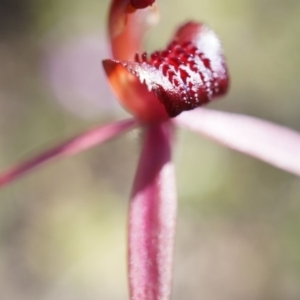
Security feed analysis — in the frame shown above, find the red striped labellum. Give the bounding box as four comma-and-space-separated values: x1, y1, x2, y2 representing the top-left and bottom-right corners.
103, 21, 229, 121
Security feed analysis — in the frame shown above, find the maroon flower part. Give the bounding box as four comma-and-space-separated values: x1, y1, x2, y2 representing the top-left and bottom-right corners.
130, 0, 155, 9
106, 0, 228, 121
108, 0, 159, 61
105, 21, 228, 118
1, 1, 300, 300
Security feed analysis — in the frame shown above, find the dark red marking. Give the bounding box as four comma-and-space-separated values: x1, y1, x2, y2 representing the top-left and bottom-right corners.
132, 22, 229, 117
104, 22, 229, 118
130, 0, 155, 9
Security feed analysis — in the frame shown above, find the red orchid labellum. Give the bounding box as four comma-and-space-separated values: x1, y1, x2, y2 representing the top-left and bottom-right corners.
104, 0, 229, 121
1, 1, 300, 300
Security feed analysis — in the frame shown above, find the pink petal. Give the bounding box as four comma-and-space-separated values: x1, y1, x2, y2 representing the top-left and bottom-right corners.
0, 118, 137, 187
129, 122, 177, 300
175, 108, 300, 176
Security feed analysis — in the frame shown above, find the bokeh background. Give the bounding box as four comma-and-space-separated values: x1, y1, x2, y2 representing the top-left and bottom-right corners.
0, 0, 300, 299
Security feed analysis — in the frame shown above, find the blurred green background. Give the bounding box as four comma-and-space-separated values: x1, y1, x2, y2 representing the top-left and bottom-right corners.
0, 0, 300, 299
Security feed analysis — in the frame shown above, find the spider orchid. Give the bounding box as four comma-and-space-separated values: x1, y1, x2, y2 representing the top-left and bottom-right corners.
1, 0, 300, 299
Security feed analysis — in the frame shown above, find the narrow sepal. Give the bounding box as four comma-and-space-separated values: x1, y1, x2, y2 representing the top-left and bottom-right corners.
129, 122, 177, 300
0, 119, 137, 187
176, 109, 300, 177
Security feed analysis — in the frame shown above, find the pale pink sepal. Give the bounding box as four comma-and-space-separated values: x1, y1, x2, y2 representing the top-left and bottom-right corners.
175, 108, 300, 177
0, 118, 137, 187
129, 122, 177, 300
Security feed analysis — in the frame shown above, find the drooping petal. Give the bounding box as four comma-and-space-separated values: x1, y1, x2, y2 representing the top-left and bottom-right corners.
108, 0, 159, 60
129, 122, 177, 300
175, 109, 300, 177
103, 22, 229, 121
0, 119, 137, 187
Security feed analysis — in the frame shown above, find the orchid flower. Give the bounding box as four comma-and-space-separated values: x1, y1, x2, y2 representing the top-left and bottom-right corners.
1, 1, 300, 299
